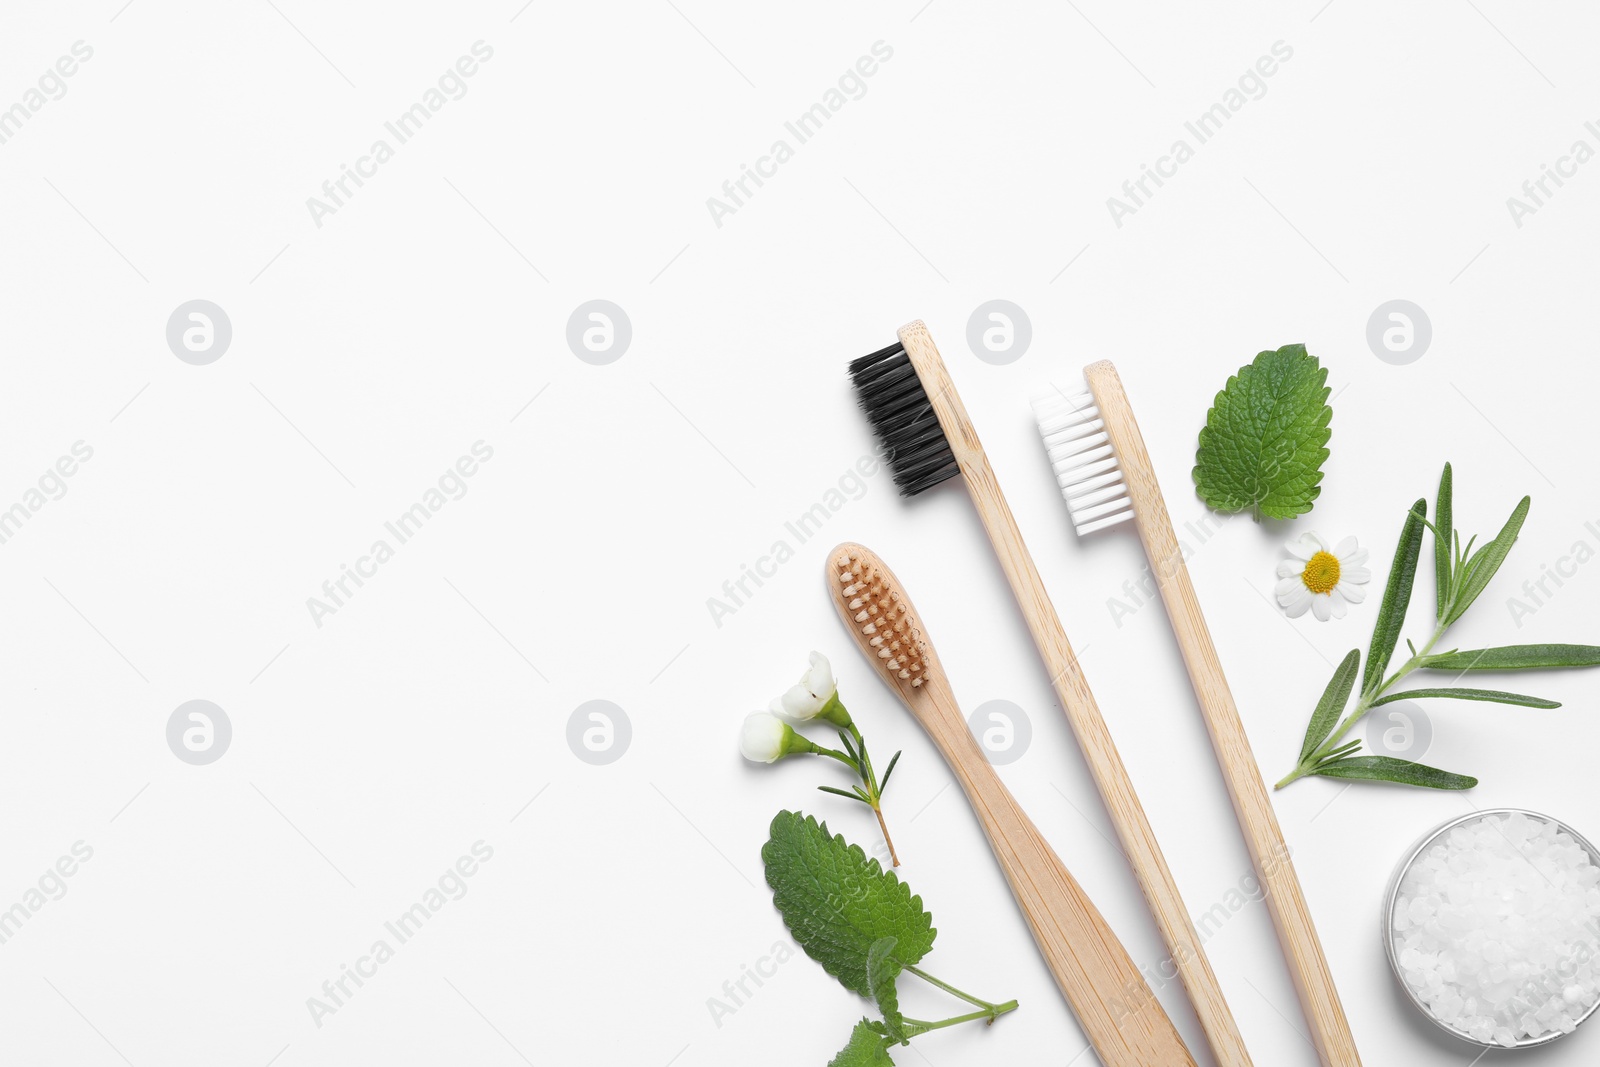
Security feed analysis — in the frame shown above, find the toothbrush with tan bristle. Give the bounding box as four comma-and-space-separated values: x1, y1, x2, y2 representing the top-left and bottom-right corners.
826, 541, 1196, 1067
1033, 361, 1360, 1067
849, 321, 1248, 1067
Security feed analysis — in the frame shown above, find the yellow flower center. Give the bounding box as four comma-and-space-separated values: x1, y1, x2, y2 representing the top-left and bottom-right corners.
1301, 551, 1341, 595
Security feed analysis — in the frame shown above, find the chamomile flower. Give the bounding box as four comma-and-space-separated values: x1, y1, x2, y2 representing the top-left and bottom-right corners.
1277, 533, 1371, 621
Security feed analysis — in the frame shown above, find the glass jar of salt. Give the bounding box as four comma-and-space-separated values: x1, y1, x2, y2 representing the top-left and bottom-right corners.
1385, 808, 1600, 1049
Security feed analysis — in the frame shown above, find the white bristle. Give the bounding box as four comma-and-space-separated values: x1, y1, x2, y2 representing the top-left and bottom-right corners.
1050, 441, 1114, 473
1054, 453, 1119, 482
1032, 387, 1135, 536
1061, 468, 1123, 498
1069, 483, 1129, 511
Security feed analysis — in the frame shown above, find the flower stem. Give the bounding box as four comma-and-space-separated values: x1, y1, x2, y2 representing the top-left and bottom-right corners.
873, 804, 900, 867
809, 745, 859, 771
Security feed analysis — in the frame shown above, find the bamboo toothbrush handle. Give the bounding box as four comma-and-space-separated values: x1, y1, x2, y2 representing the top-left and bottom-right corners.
1083, 360, 1361, 1067
914, 675, 1198, 1066
830, 542, 1195, 1065
897, 322, 1248, 1067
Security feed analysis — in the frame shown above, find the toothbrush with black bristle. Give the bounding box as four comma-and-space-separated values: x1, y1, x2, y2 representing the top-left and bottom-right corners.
1033, 363, 1361, 1067
849, 321, 1251, 1067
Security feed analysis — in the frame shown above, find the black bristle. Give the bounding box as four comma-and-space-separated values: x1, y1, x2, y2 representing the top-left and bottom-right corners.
848, 342, 960, 496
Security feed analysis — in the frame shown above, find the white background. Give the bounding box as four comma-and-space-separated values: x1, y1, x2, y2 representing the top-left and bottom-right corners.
0, 1, 1596, 1065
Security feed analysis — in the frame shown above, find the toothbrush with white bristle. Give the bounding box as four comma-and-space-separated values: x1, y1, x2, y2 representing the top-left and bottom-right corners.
849, 322, 1243, 1067
1032, 362, 1362, 1067
1034, 387, 1136, 534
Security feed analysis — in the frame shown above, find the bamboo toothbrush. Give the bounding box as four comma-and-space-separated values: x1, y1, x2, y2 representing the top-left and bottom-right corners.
849, 321, 1249, 1067
826, 541, 1195, 1067
1033, 361, 1361, 1067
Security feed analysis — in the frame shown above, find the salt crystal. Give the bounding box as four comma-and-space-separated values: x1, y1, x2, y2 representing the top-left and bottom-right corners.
1393, 813, 1600, 1044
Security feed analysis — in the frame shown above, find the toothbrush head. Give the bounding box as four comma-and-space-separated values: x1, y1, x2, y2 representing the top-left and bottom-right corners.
826, 542, 933, 697
1032, 383, 1135, 536
848, 341, 959, 496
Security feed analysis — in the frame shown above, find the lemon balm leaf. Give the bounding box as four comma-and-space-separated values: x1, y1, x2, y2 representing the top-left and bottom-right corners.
762, 811, 936, 998
1193, 344, 1332, 520
867, 937, 906, 1043
829, 1020, 896, 1067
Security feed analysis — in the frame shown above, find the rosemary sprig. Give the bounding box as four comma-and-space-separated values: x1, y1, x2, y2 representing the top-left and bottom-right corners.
1276, 463, 1600, 790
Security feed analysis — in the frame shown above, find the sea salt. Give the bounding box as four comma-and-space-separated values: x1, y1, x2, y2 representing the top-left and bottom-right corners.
1392, 812, 1600, 1044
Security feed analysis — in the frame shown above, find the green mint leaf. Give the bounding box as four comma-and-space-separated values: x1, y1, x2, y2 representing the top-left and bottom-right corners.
762, 811, 936, 998
1418, 644, 1600, 671
1365, 499, 1428, 694
1444, 496, 1530, 625
1193, 344, 1332, 520
829, 1019, 896, 1067
1299, 649, 1360, 765
1371, 687, 1560, 709
1311, 756, 1477, 790
1434, 464, 1453, 619
867, 937, 906, 1043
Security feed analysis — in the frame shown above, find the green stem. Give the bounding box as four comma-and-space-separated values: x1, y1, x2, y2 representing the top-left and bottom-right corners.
807, 730, 900, 865
1274, 618, 1451, 789
809, 745, 859, 771
803, 701, 912, 868
903, 965, 1007, 1014
902, 1001, 1019, 1035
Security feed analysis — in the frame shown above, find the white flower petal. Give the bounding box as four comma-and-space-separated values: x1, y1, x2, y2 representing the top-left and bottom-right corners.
1278, 532, 1368, 622
800, 651, 835, 701
778, 651, 839, 720
740, 712, 791, 763
780, 683, 821, 720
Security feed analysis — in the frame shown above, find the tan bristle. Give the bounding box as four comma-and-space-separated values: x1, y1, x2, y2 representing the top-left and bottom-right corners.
830, 547, 931, 687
